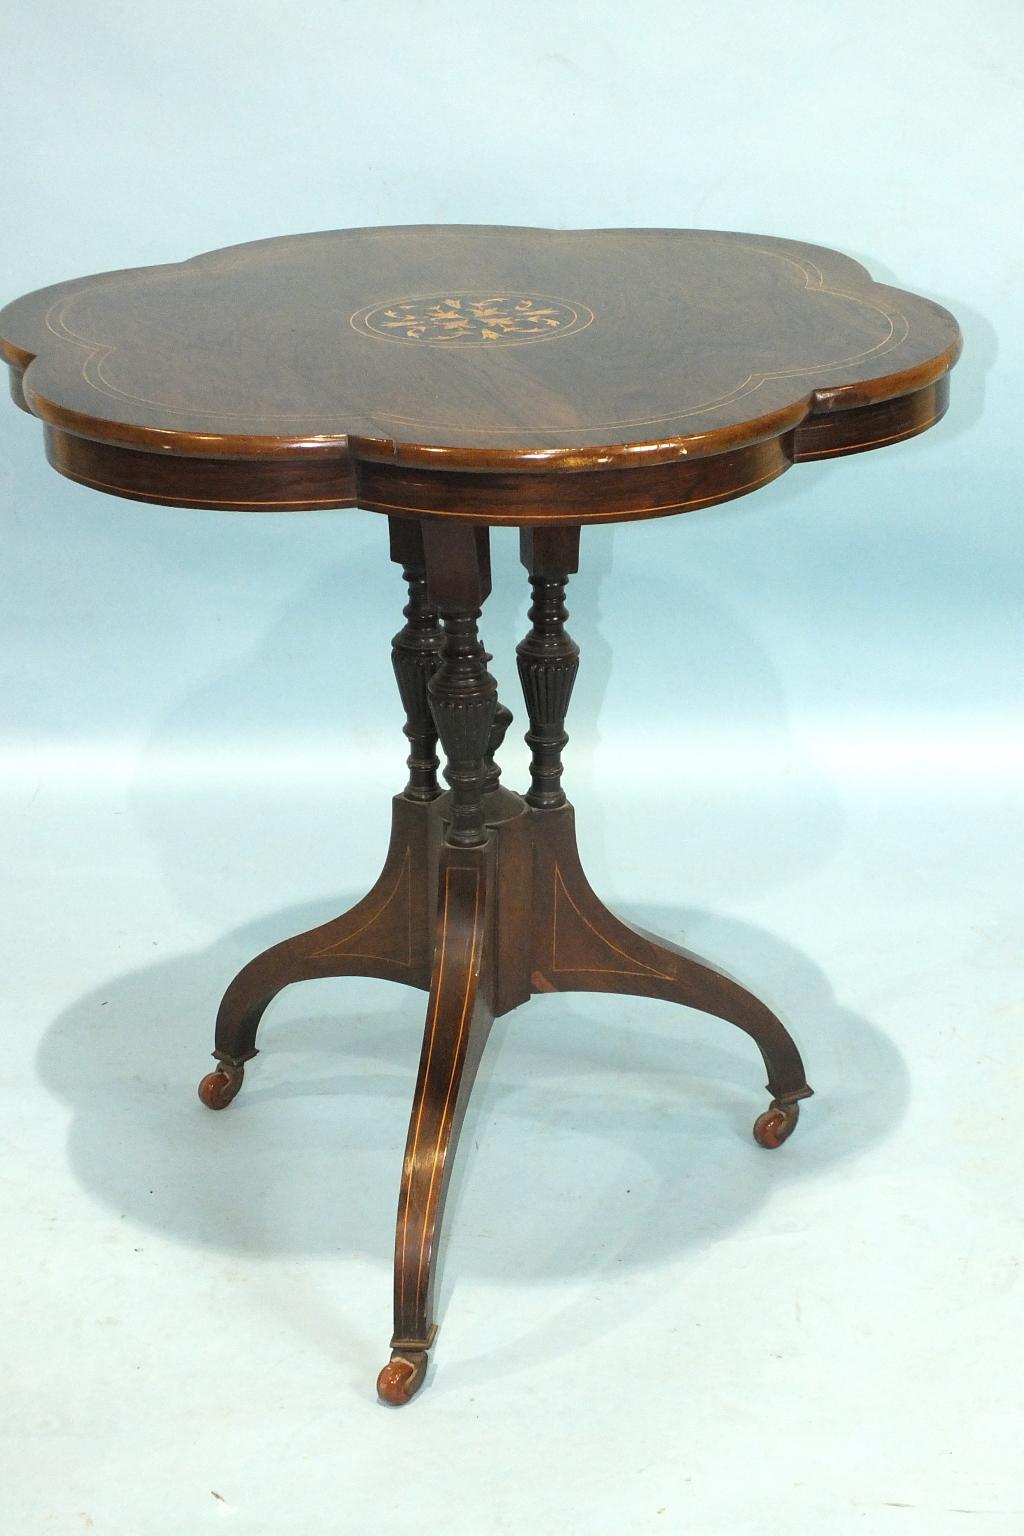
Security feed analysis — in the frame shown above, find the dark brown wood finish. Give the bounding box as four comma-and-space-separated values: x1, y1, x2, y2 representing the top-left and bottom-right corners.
517, 526, 581, 808
2, 227, 959, 521
388, 517, 444, 803
203, 763, 812, 1405
421, 523, 499, 849
2, 227, 960, 1405
199, 522, 816, 1407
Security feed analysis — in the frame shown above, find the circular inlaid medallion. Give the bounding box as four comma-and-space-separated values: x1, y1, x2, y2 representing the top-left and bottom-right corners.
351, 291, 593, 347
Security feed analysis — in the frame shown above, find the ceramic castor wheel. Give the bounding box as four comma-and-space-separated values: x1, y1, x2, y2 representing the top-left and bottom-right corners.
753, 1099, 800, 1149
197, 1064, 244, 1110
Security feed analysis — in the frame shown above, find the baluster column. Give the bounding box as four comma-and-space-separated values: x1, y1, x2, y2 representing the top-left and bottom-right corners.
389, 517, 444, 800
516, 526, 581, 808
422, 522, 498, 848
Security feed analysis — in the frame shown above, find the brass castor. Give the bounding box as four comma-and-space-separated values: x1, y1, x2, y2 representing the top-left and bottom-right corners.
197, 1061, 245, 1110
753, 1098, 800, 1149
376, 1350, 428, 1406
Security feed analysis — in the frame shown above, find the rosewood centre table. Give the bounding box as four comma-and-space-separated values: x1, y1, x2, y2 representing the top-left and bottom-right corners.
0, 226, 961, 1404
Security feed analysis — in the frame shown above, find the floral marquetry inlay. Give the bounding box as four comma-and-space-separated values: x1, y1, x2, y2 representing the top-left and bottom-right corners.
351, 292, 594, 347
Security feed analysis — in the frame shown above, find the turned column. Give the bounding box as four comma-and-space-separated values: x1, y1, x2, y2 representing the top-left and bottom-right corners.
388, 517, 444, 800
516, 526, 581, 808
421, 523, 498, 847
481, 697, 514, 796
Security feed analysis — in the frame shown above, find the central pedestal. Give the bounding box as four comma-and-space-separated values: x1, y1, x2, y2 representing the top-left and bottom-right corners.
199, 787, 811, 1402
197, 513, 812, 1403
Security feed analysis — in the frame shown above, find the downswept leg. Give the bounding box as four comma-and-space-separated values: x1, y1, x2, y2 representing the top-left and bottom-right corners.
376, 844, 495, 1403
528, 805, 813, 1144
199, 795, 437, 1108
198, 519, 446, 1109
513, 528, 812, 1144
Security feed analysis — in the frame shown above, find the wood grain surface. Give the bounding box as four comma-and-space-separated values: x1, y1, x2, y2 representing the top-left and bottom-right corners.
1, 226, 960, 522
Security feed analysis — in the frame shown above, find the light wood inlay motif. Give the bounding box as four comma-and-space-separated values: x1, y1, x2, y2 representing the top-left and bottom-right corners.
351, 291, 592, 348
398, 862, 483, 1312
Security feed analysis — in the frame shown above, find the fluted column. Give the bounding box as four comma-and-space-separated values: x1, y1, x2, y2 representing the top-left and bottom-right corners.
421, 521, 499, 848
389, 518, 444, 799
516, 526, 581, 809
427, 613, 498, 846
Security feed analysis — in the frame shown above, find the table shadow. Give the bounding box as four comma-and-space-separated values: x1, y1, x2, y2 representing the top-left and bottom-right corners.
36, 891, 907, 1388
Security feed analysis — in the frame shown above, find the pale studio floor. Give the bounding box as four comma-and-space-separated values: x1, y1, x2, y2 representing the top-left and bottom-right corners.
1, 753, 1021, 1535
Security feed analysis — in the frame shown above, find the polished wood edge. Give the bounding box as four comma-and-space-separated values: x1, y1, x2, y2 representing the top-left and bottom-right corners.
357, 438, 794, 522
16, 348, 957, 472
795, 374, 950, 460
37, 378, 951, 521
8, 366, 28, 412
42, 424, 357, 511
1, 228, 960, 475
24, 379, 357, 459
2, 339, 34, 375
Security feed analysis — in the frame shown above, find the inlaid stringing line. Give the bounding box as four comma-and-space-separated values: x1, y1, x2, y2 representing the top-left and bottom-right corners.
799, 412, 944, 456
308, 847, 412, 964
397, 867, 453, 1310
413, 867, 483, 1310
551, 866, 674, 980
39, 470, 354, 508
364, 462, 789, 520
38, 243, 919, 433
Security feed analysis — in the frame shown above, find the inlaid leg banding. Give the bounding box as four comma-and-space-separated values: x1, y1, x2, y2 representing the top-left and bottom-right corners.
377, 842, 496, 1405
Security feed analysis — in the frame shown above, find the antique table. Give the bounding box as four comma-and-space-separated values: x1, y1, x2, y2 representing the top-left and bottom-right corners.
0, 226, 961, 1403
